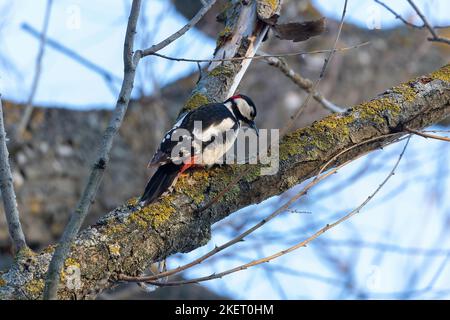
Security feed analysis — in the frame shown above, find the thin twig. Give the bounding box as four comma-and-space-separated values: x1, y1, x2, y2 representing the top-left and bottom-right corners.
149, 42, 369, 64
407, 0, 439, 38
139, 0, 217, 57
0, 96, 27, 252
374, 0, 450, 29
262, 54, 345, 113
15, 0, 53, 140
406, 0, 450, 45
119, 132, 403, 283
43, 0, 143, 300
406, 128, 450, 143
132, 136, 411, 287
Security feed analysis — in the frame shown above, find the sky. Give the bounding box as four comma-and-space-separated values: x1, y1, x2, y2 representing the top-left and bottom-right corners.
0, 0, 449, 299
0, 0, 449, 108
0, 0, 215, 107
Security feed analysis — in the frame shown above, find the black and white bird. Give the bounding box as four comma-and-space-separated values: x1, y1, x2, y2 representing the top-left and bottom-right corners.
140, 94, 258, 206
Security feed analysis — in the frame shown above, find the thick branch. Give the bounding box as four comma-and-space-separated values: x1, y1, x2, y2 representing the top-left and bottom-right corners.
1, 64, 448, 300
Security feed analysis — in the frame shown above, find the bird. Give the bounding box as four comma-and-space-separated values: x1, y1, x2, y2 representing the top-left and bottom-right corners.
139, 94, 258, 206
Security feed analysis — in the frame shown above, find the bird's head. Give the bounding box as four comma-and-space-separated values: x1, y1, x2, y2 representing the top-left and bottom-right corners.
226, 94, 259, 135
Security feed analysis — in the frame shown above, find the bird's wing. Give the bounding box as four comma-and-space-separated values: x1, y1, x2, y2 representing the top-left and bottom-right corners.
147, 149, 170, 168
147, 104, 238, 167
147, 112, 190, 167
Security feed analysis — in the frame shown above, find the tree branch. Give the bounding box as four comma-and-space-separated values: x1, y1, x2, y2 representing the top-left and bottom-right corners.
262, 54, 345, 113
0, 96, 27, 252
1, 64, 448, 300
406, 0, 450, 45
43, 0, 143, 300
375, 0, 450, 45
140, 0, 217, 57
15, 0, 53, 140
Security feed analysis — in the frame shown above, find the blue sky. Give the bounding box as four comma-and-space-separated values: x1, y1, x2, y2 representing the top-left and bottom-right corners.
0, 0, 214, 107
1, 0, 449, 108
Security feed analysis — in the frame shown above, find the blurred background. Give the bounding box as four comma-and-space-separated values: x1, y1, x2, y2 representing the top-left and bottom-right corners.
0, 0, 449, 299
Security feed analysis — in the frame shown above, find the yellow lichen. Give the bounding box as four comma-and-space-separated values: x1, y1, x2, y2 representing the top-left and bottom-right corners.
0, 277, 6, 287
313, 114, 354, 136
42, 245, 56, 255
65, 257, 80, 268
127, 197, 139, 206
279, 95, 403, 161
128, 196, 176, 228
392, 83, 417, 102
264, 0, 279, 11
60, 257, 81, 282
184, 93, 209, 111
175, 170, 210, 204
15, 246, 36, 262
208, 65, 234, 78
279, 130, 310, 161
279, 114, 355, 161
108, 244, 121, 256
105, 223, 126, 236
25, 279, 44, 297
358, 98, 401, 123
216, 26, 233, 47
430, 64, 450, 82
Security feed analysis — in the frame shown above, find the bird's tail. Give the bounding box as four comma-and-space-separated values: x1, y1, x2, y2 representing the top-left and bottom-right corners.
140, 162, 182, 206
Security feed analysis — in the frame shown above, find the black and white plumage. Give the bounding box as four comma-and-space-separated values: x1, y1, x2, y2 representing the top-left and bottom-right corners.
140, 94, 258, 206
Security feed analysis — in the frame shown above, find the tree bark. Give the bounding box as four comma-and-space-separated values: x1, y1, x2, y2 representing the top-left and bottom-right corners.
0, 64, 448, 300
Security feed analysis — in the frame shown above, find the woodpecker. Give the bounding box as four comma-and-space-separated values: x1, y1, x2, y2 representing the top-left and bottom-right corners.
140, 94, 258, 206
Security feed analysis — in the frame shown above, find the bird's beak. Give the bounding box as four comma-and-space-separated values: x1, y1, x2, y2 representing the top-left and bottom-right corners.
249, 121, 259, 136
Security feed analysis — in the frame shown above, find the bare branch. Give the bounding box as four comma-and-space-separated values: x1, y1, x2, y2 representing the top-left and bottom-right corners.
43, 0, 143, 300
406, 128, 450, 142
140, 0, 217, 57
149, 42, 370, 64
375, 0, 450, 45
374, 0, 450, 29
406, 0, 450, 45
262, 54, 345, 113
0, 96, 27, 252
15, 0, 53, 140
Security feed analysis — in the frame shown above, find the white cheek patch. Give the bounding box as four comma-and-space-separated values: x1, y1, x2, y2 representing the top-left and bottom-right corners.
236, 98, 252, 120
